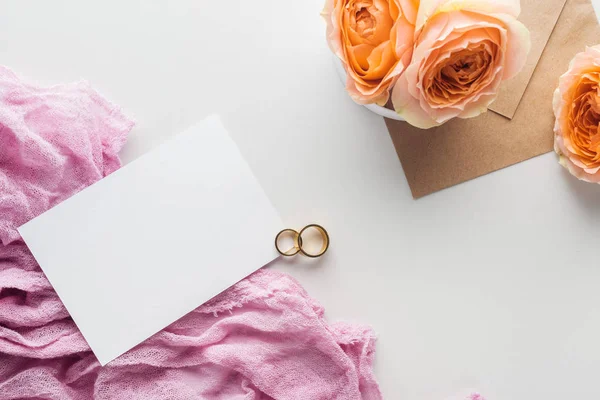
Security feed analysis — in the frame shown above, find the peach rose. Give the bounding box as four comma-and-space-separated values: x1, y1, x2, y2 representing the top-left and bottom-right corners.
322, 0, 418, 105
553, 45, 600, 183
392, 0, 530, 129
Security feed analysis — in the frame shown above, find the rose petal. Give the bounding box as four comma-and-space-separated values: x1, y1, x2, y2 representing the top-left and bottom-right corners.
488, 13, 530, 80
398, 0, 419, 25
392, 73, 441, 128
416, 0, 521, 32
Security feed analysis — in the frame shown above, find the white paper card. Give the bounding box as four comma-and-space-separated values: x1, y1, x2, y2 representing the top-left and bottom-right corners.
18, 115, 284, 366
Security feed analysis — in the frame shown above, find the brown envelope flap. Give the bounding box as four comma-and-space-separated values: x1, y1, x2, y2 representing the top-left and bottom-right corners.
386, 0, 600, 199
488, 0, 568, 119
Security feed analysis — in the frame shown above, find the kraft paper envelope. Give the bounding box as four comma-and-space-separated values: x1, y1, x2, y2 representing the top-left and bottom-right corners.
386, 0, 600, 198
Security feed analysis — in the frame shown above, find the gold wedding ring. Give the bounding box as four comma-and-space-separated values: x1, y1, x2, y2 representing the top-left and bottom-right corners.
275, 224, 330, 258
275, 229, 303, 256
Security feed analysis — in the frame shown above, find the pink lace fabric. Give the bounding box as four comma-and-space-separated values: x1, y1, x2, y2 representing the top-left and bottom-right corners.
0, 66, 382, 399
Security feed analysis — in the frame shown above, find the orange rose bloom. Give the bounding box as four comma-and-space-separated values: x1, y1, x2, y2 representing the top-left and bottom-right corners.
554, 45, 600, 183
322, 0, 417, 105
391, 0, 530, 129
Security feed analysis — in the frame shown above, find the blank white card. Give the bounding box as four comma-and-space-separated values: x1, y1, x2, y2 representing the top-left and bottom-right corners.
19, 116, 284, 366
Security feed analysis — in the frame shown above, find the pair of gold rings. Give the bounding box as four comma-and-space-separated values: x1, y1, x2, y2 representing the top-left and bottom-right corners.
275, 224, 330, 258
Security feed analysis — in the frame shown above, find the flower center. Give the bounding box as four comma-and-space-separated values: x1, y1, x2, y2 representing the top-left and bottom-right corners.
589, 86, 600, 115
442, 49, 488, 87
569, 78, 600, 163
355, 7, 376, 37
343, 0, 394, 49
426, 44, 493, 105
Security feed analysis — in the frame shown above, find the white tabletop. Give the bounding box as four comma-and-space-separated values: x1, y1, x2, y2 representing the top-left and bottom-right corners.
2, 1, 600, 399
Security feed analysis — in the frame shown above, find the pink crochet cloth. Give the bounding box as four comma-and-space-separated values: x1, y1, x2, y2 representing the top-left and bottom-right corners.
0, 66, 382, 399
